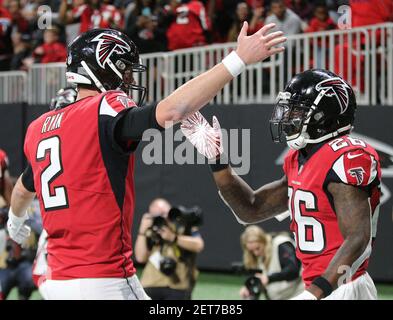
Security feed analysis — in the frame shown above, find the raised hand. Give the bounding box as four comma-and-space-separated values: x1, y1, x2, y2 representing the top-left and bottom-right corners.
235, 22, 286, 65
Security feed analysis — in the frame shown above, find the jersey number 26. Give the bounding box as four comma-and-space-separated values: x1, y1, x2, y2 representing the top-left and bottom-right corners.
288, 187, 326, 253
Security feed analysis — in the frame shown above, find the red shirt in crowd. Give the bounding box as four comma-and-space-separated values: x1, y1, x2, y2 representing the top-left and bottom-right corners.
0, 7, 12, 58
350, 0, 393, 28
305, 17, 336, 33
72, 4, 123, 33
34, 42, 67, 63
166, 0, 211, 51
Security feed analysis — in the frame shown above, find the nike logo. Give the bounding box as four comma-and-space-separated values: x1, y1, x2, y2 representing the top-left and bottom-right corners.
347, 152, 363, 159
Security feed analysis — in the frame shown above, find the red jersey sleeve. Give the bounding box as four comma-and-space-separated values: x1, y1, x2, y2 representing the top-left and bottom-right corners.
101, 91, 137, 115
99, 91, 138, 154
331, 149, 379, 187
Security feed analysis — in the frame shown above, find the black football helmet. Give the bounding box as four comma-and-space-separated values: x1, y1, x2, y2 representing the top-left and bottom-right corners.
270, 69, 357, 150
66, 28, 147, 105
50, 86, 77, 110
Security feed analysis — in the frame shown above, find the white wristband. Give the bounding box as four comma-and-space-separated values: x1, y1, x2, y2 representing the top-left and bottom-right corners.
222, 51, 246, 77
8, 208, 28, 224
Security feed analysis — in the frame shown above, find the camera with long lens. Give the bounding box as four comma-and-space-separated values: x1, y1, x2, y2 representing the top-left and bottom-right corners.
145, 206, 203, 276
231, 262, 268, 300
167, 205, 203, 230
146, 205, 203, 247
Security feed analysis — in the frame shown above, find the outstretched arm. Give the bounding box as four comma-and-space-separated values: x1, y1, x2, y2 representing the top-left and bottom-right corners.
213, 168, 288, 224
156, 22, 286, 127
180, 112, 288, 224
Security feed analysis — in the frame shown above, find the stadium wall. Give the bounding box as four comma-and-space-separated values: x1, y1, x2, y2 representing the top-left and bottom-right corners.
0, 104, 392, 282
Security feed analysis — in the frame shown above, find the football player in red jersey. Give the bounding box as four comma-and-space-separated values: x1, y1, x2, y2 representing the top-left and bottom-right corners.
181, 69, 381, 300
6, 25, 286, 299
166, 0, 211, 50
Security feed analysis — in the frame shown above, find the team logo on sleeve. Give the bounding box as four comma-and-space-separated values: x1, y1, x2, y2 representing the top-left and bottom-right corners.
92, 33, 131, 69
315, 78, 351, 114
116, 95, 136, 109
348, 167, 366, 185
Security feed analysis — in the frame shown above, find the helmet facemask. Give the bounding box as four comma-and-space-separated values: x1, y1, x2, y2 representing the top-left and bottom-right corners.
118, 60, 147, 106
270, 89, 353, 150
270, 92, 313, 148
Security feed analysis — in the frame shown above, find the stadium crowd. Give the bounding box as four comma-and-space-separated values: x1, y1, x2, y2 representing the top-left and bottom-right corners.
1, 0, 392, 72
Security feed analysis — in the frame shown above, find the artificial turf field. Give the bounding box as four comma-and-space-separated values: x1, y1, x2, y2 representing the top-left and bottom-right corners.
6, 271, 393, 300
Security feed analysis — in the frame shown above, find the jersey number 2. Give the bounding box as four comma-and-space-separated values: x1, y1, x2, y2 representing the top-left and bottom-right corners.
288, 187, 325, 253
36, 136, 69, 211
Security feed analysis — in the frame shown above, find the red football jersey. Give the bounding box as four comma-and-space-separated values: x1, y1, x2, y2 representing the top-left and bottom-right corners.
166, 0, 211, 50
283, 135, 381, 287
72, 4, 123, 33
24, 91, 138, 280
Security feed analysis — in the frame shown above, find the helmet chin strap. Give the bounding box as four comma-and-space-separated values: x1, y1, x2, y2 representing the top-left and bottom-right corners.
285, 88, 351, 150
81, 60, 106, 93
286, 124, 352, 150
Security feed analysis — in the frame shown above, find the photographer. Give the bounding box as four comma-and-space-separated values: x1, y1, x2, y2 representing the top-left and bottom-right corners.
135, 198, 204, 300
239, 225, 303, 300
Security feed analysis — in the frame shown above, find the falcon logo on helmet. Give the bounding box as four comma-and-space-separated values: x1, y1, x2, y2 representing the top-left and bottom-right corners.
92, 33, 131, 69
315, 77, 351, 114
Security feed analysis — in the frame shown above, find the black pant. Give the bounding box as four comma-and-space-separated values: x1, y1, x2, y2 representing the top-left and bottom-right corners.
144, 287, 191, 300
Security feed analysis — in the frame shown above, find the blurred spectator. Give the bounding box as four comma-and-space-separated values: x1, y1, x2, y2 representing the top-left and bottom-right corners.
350, 0, 393, 28
21, 0, 43, 22
305, 3, 335, 33
245, 0, 264, 9
33, 28, 67, 63
128, 0, 157, 18
206, 0, 239, 43
238, 226, 303, 300
289, 0, 313, 22
135, 198, 204, 300
305, 4, 336, 69
0, 5, 12, 71
165, 0, 211, 51
265, 0, 302, 36
227, 2, 264, 42
8, 0, 29, 33
59, 0, 123, 33
10, 32, 32, 70
0, 199, 42, 300
127, 15, 167, 53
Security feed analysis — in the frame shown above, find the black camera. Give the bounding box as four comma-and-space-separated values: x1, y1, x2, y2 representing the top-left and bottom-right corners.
168, 206, 203, 229
145, 216, 167, 247
244, 276, 264, 300
231, 262, 268, 300
159, 256, 177, 276
146, 206, 203, 247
